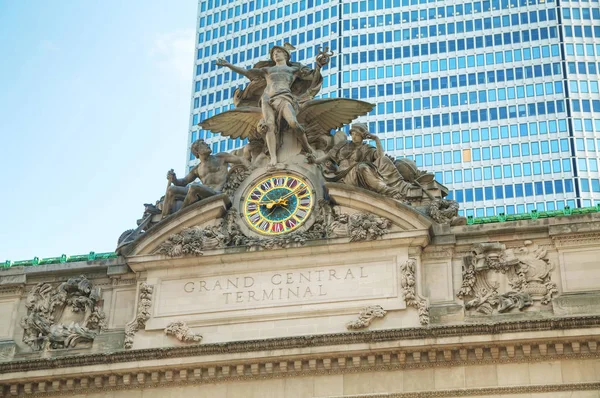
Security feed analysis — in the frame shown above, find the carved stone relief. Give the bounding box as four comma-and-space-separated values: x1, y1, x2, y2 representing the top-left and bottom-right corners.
458, 241, 558, 315
400, 258, 430, 326
164, 321, 202, 343
155, 202, 391, 257
427, 199, 467, 226
346, 305, 387, 330
124, 283, 153, 349
20, 276, 106, 351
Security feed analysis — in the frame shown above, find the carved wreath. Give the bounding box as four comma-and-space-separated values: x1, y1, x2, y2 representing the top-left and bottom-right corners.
20, 275, 106, 351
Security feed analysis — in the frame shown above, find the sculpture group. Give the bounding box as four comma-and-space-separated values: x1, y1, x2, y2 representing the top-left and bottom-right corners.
117, 43, 464, 251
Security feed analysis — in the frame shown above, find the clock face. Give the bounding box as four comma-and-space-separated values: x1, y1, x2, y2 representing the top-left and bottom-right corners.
243, 174, 314, 235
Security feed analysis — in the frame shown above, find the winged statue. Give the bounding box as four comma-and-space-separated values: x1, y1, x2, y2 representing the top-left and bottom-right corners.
200, 44, 374, 166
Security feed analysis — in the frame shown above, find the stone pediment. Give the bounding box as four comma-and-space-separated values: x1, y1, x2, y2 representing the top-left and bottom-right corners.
119, 194, 231, 257
120, 183, 434, 260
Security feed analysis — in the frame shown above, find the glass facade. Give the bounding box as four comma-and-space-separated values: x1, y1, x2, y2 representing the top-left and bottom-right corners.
187, 0, 600, 216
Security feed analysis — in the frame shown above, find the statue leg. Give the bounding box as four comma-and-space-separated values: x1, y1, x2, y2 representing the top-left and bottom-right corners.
281, 103, 314, 156
162, 186, 188, 218
354, 163, 404, 198
261, 102, 278, 166
181, 185, 218, 208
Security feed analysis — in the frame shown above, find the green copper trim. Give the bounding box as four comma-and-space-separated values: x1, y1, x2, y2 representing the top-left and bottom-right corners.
1, 251, 118, 268
466, 204, 600, 225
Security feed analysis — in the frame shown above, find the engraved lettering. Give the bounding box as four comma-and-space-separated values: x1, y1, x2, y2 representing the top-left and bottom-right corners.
345, 269, 355, 280
248, 290, 258, 301
299, 272, 311, 283
199, 280, 209, 292
184, 282, 195, 293
360, 267, 368, 278
262, 289, 274, 300
226, 278, 239, 289
315, 270, 324, 282
329, 269, 340, 280
271, 274, 282, 285
244, 277, 255, 288
223, 292, 232, 304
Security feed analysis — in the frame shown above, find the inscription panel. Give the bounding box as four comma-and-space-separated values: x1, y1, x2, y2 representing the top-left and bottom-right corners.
155, 260, 398, 317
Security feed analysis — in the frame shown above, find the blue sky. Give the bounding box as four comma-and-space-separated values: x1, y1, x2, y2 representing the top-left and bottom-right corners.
0, 1, 197, 261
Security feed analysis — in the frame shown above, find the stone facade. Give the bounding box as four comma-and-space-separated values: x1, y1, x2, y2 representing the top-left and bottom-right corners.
2, 189, 600, 397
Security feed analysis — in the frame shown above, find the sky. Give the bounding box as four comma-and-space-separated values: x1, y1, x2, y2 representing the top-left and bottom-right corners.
0, 1, 198, 261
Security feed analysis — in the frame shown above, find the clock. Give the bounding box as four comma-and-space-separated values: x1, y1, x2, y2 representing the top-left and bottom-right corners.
243, 174, 314, 235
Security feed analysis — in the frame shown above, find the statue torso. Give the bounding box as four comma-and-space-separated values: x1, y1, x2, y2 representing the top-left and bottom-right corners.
195, 156, 227, 188
263, 65, 299, 97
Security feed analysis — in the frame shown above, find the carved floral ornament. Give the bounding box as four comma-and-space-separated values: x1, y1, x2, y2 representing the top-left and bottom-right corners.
400, 258, 430, 326
155, 202, 392, 257
124, 283, 153, 350
20, 276, 106, 351
458, 240, 559, 315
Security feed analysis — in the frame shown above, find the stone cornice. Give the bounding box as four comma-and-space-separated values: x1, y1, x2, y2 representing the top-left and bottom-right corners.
3, 315, 600, 374
331, 383, 600, 397
1, 337, 599, 396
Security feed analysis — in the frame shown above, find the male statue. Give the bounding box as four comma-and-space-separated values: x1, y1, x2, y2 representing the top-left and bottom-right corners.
161, 139, 246, 218
216, 44, 327, 165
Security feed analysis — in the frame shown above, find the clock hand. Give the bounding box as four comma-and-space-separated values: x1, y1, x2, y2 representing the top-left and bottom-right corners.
279, 185, 304, 201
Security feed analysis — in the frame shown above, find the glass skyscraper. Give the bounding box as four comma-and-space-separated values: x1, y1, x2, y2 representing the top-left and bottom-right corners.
187, 0, 600, 217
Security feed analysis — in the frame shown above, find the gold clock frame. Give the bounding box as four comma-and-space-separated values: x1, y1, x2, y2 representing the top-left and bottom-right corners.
242, 174, 315, 236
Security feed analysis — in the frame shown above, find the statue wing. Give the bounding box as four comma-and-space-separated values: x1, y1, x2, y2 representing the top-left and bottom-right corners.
199, 107, 262, 140
297, 99, 374, 133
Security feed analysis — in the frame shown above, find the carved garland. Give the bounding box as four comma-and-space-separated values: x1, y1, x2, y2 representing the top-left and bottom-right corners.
20, 275, 106, 351
400, 258, 430, 326
124, 283, 154, 350
346, 305, 387, 330
164, 321, 202, 343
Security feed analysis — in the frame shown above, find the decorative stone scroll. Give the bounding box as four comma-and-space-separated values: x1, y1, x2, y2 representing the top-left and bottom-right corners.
458, 241, 558, 315
164, 321, 202, 343
346, 305, 387, 330
124, 283, 153, 349
400, 258, 430, 326
20, 275, 106, 351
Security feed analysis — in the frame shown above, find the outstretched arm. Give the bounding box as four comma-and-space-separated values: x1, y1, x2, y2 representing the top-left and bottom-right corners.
216, 59, 264, 80
216, 152, 251, 168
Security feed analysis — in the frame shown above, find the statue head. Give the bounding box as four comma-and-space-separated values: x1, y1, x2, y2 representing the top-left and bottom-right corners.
349, 123, 369, 143
270, 43, 295, 66
191, 139, 212, 158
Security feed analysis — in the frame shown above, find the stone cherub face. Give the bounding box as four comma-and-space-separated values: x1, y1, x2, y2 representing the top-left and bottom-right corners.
191, 140, 212, 158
